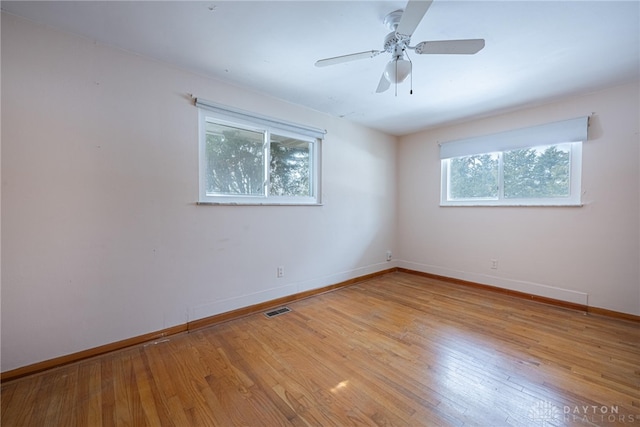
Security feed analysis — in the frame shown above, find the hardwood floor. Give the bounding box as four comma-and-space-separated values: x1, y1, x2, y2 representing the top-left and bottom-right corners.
2, 272, 639, 426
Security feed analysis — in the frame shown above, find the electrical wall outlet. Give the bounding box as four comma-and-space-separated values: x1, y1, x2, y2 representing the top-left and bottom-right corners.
386, 250, 392, 262
277, 266, 284, 278
491, 259, 498, 270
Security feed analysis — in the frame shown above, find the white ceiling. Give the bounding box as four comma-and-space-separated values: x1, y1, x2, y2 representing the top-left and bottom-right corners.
3, 1, 639, 136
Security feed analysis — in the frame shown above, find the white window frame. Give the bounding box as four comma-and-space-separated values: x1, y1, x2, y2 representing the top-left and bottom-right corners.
196, 99, 325, 205
440, 117, 588, 207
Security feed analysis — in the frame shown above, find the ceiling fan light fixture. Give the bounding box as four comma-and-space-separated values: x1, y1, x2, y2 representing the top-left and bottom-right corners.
384, 57, 411, 84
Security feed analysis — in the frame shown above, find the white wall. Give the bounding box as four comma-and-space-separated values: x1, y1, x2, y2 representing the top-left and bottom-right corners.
0, 14, 397, 372
398, 82, 640, 316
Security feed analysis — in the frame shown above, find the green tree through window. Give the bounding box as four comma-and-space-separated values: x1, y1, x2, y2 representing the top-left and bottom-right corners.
270, 135, 311, 197
204, 121, 313, 199
504, 145, 570, 199
442, 142, 577, 206
448, 153, 499, 200
206, 124, 264, 196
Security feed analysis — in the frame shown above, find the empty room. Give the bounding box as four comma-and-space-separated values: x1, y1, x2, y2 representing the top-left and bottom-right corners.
1, 1, 639, 426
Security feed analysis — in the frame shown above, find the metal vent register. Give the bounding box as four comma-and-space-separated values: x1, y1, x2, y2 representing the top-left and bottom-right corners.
264, 307, 292, 318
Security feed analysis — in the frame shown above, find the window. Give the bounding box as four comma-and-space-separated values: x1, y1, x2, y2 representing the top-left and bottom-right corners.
197, 99, 324, 205
440, 117, 588, 206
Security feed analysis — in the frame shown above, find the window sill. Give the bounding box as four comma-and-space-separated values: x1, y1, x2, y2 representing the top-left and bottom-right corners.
440, 203, 584, 207
197, 201, 323, 207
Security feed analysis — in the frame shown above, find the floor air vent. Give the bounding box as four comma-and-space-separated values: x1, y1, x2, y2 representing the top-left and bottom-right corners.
264, 307, 292, 318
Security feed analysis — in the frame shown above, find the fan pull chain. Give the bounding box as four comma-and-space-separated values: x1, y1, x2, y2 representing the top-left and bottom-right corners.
410, 64, 413, 95
406, 49, 414, 95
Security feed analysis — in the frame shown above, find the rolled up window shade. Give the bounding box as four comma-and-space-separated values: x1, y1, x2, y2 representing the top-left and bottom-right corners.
195, 98, 327, 140
440, 116, 589, 159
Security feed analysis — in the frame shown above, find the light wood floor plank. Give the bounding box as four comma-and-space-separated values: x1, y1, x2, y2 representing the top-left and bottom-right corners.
2, 272, 639, 426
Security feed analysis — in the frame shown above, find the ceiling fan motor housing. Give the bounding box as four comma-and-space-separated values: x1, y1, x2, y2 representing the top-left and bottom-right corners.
383, 10, 410, 55
384, 31, 408, 53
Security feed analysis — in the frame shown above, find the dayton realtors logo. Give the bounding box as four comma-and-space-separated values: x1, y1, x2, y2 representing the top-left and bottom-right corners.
528, 400, 562, 423
528, 401, 639, 425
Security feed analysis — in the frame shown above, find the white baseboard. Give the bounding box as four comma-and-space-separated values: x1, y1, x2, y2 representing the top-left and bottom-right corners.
398, 260, 588, 306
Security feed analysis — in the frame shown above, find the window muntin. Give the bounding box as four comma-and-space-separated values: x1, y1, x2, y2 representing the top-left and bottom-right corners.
198, 109, 321, 205
441, 142, 582, 206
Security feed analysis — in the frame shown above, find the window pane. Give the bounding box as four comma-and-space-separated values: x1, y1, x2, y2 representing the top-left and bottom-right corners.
448, 153, 499, 200
204, 121, 264, 196
270, 134, 311, 197
503, 144, 570, 199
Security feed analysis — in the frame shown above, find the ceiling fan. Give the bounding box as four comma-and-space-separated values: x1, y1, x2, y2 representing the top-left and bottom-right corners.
314, 0, 485, 94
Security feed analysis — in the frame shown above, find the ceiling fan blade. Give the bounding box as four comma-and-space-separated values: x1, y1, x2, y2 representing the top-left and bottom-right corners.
315, 50, 382, 67
376, 72, 391, 93
395, 0, 433, 39
414, 39, 485, 55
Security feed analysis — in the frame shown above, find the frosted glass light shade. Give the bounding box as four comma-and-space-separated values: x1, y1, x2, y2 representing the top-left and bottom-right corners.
384, 58, 411, 83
